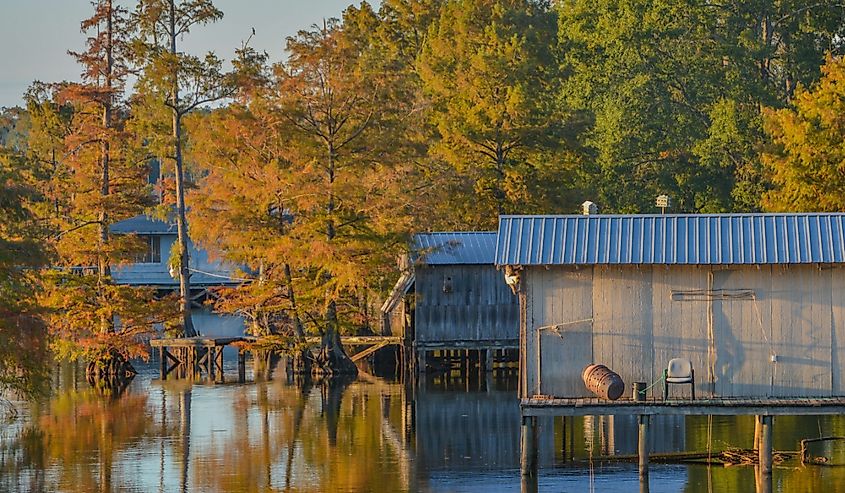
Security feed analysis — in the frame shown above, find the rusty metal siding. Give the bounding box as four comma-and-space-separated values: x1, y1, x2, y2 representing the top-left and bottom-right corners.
496, 214, 845, 266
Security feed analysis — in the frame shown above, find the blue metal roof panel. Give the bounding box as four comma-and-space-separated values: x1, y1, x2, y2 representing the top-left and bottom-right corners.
413, 232, 497, 265
495, 214, 845, 265
111, 215, 176, 235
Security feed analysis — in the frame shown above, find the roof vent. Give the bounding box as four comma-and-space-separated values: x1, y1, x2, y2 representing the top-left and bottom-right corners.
582, 201, 598, 215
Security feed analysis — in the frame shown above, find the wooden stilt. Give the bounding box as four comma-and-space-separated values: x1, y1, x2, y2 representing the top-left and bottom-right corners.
208, 347, 216, 382
520, 415, 538, 478
561, 416, 568, 462
179, 348, 186, 378
521, 474, 538, 493
215, 346, 224, 382
418, 350, 427, 373
638, 415, 649, 480
159, 347, 167, 380
754, 415, 762, 450
486, 348, 494, 372
188, 347, 196, 380
238, 349, 246, 383
755, 458, 772, 493
759, 415, 773, 475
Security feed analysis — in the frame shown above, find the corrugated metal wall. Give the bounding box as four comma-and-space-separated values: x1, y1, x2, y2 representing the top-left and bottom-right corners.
523, 265, 845, 399
414, 265, 519, 346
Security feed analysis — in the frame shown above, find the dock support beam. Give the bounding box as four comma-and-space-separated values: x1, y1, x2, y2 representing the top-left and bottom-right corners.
238, 350, 246, 383
638, 415, 649, 480
758, 415, 773, 475
159, 347, 167, 380
485, 348, 494, 372
418, 350, 427, 373
520, 415, 538, 477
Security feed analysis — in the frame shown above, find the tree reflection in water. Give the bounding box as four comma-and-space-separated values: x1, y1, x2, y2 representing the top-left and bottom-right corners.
9, 363, 845, 492
0, 368, 151, 493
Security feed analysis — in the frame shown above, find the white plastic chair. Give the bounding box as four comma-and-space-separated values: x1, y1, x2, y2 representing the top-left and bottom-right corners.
663, 358, 694, 400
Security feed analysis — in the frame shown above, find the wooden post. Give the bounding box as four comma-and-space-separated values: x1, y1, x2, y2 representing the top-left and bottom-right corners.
520, 415, 538, 478
179, 348, 186, 378
521, 474, 538, 493
238, 349, 246, 383
215, 347, 224, 383
638, 415, 649, 480
754, 415, 762, 450
755, 457, 773, 493
418, 350, 427, 373
759, 415, 773, 475
561, 416, 567, 462
159, 347, 167, 380
188, 347, 196, 380
208, 346, 216, 382
486, 348, 494, 372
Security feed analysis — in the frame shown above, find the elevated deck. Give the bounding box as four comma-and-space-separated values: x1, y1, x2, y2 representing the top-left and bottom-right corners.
150, 335, 403, 347
150, 335, 404, 381
522, 396, 845, 417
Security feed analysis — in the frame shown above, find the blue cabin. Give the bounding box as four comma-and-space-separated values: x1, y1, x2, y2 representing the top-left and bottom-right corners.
110, 214, 242, 288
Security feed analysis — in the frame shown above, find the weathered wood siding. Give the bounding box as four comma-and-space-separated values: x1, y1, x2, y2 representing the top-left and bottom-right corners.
523, 265, 845, 399
383, 299, 408, 338
414, 265, 519, 346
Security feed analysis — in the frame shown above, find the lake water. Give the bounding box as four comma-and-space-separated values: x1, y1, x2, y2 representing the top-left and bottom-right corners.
3, 356, 845, 493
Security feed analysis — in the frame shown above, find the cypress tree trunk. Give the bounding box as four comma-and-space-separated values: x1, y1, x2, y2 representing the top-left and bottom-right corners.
313, 141, 356, 375
284, 263, 312, 373
169, 0, 196, 337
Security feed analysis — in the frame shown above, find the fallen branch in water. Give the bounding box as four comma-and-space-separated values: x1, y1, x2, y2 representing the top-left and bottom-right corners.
589, 448, 799, 466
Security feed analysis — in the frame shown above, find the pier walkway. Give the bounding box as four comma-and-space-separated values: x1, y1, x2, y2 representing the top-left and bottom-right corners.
150, 335, 403, 381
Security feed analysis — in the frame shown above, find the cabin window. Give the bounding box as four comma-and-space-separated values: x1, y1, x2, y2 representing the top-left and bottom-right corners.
136, 235, 161, 263
443, 276, 453, 293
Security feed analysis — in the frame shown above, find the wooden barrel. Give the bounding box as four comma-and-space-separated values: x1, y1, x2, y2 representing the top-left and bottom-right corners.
582, 364, 625, 400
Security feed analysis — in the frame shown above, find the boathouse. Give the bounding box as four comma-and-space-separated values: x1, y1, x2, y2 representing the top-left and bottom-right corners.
497, 213, 845, 401
110, 214, 242, 289
382, 232, 519, 371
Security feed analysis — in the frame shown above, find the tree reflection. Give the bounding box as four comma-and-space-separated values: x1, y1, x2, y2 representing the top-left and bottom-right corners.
0, 380, 152, 492
187, 376, 413, 493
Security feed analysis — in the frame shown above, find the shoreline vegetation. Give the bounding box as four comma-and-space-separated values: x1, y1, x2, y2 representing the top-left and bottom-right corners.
3, 0, 845, 392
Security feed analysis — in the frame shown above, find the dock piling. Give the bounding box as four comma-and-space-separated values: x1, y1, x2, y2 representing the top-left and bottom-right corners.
520, 415, 538, 478
238, 350, 246, 383
758, 415, 773, 475
638, 415, 650, 480
159, 347, 167, 380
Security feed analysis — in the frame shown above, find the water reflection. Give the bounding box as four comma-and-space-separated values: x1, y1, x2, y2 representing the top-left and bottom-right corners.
5, 362, 845, 492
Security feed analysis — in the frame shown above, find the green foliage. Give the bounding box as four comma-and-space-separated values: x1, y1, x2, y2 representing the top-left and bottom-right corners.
0, 147, 50, 397
763, 56, 845, 211
557, 0, 845, 213
419, 0, 582, 226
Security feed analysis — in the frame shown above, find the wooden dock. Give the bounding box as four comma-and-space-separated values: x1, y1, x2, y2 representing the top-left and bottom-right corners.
150, 335, 404, 381
519, 393, 845, 489
151, 336, 248, 382
521, 396, 845, 416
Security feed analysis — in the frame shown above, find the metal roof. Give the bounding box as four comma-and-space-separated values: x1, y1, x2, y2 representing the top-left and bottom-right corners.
110, 215, 176, 235
413, 232, 497, 265
496, 214, 845, 266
